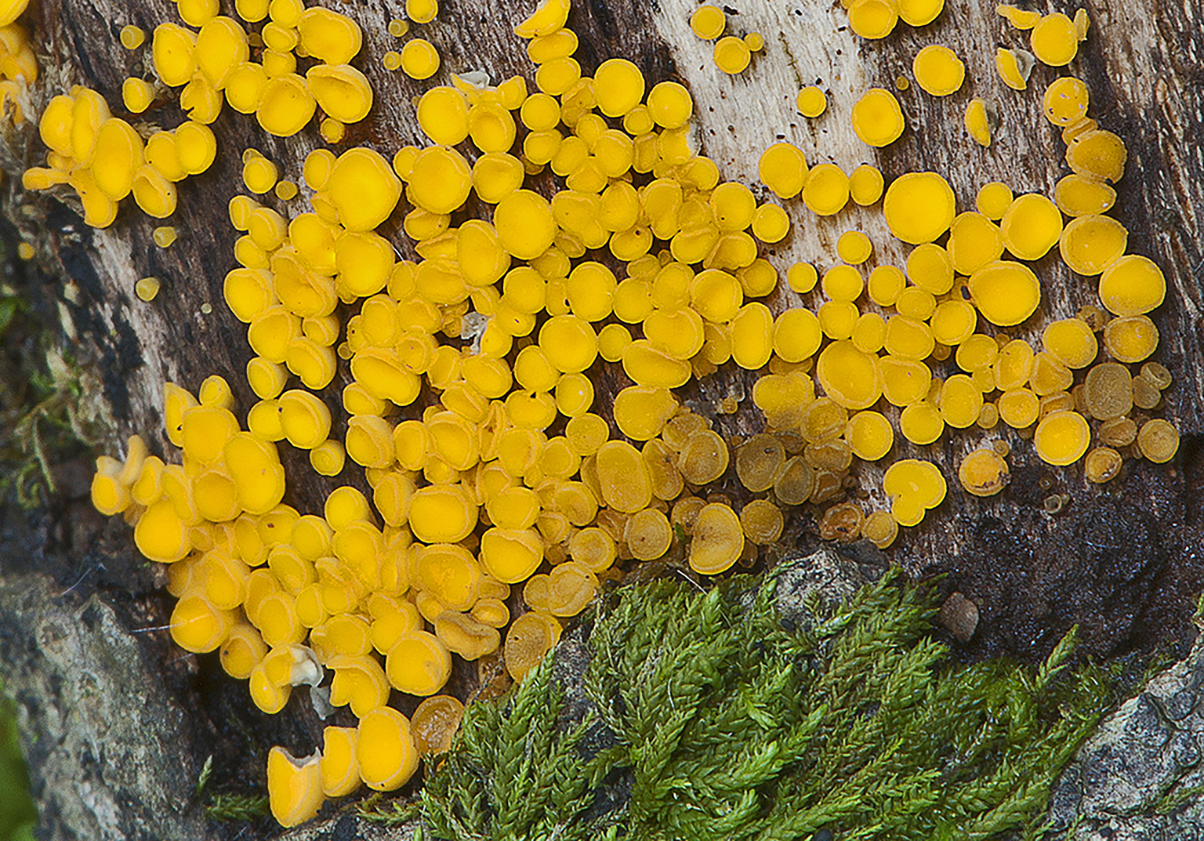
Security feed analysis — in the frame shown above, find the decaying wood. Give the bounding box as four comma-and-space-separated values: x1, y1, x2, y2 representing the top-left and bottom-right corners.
2, 0, 1203, 837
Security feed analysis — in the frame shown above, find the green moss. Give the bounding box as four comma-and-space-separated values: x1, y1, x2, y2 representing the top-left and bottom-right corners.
394, 565, 1115, 840
0, 679, 37, 841
203, 793, 270, 822
0, 231, 96, 510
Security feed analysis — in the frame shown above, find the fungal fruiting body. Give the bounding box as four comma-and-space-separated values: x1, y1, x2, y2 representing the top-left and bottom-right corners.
62, 0, 1181, 826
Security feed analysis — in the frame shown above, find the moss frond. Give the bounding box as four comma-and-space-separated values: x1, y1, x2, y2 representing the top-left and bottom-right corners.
204, 793, 269, 822
410, 563, 1116, 841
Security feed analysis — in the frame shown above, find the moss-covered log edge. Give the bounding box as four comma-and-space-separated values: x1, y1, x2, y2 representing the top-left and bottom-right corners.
357, 562, 1119, 841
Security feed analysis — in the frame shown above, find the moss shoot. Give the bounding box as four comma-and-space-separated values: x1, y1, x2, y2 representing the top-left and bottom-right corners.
357, 564, 1118, 840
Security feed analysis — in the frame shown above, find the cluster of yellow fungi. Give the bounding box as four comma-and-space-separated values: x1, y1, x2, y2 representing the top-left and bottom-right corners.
688, 4, 765, 76
842, 0, 945, 40
0, 4, 35, 125
24, 0, 379, 217
996, 4, 1090, 92
379, 0, 442, 81
2, 0, 1164, 826
835, 3, 1093, 152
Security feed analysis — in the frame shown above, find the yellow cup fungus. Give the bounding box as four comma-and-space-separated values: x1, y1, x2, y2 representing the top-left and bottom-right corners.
802, 163, 850, 216
153, 23, 199, 87
411, 695, 464, 756
1137, 419, 1179, 463
385, 631, 451, 697
120, 24, 146, 49
906, 244, 953, 296
171, 594, 235, 652
135, 276, 163, 302
968, 261, 1041, 327
898, 402, 944, 445
713, 35, 751, 74
964, 99, 992, 147
884, 172, 955, 245
122, 77, 156, 113
995, 47, 1035, 91
1043, 76, 1090, 127
938, 375, 983, 428
958, 449, 1009, 497
326, 148, 402, 232
913, 45, 964, 96
317, 727, 361, 798
837, 231, 873, 265
1042, 318, 1098, 369
356, 707, 420, 791
295, 7, 362, 64
242, 153, 278, 195
195, 16, 249, 90
997, 4, 1039, 28
646, 81, 693, 129
1066, 129, 1128, 183
1103, 315, 1159, 363
1029, 351, 1073, 396
877, 356, 928, 407
883, 459, 946, 527
1082, 446, 1122, 484
594, 58, 644, 117
758, 142, 809, 199
947, 212, 1004, 276
1033, 410, 1090, 466
848, 0, 898, 39
687, 503, 744, 575
689, 5, 725, 40
1083, 362, 1133, 420
976, 181, 1014, 221
1058, 214, 1127, 277
1098, 255, 1165, 317
1054, 175, 1116, 217
504, 612, 561, 681
897, 0, 944, 26
851, 88, 905, 147
816, 341, 883, 410
1031, 13, 1079, 66
307, 64, 373, 124
845, 411, 894, 461
256, 73, 316, 136
267, 748, 325, 828
406, 0, 438, 24
861, 510, 898, 549
1000, 193, 1062, 261
795, 86, 828, 119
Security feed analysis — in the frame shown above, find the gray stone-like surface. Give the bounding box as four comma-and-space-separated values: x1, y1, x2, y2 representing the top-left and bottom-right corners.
1047, 636, 1204, 840
772, 546, 874, 633
0, 572, 211, 841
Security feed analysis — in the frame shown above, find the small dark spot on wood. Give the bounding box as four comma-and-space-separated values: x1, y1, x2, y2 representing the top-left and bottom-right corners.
723, 5, 738, 14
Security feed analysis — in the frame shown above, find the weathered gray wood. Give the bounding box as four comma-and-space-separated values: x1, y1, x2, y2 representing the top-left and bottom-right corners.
2, 0, 1203, 837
